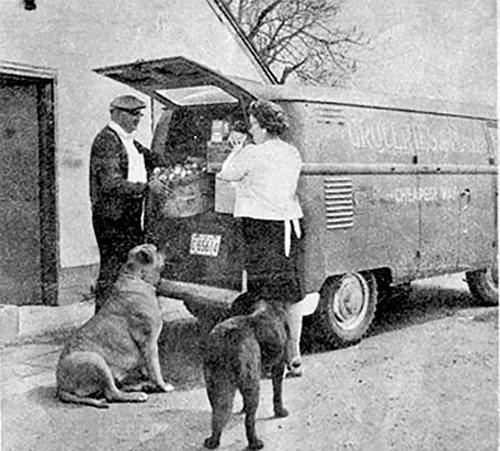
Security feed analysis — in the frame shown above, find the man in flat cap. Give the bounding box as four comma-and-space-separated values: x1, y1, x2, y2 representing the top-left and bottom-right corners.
90, 94, 169, 312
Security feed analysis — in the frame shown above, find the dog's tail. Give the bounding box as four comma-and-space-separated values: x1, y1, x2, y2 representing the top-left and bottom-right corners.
58, 389, 110, 409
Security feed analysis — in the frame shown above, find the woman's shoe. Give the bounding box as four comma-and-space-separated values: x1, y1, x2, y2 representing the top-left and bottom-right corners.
285, 358, 303, 378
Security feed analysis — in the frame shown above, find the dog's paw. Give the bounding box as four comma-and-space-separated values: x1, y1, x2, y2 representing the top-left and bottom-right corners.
129, 392, 148, 402
96, 400, 110, 409
249, 438, 264, 450
204, 436, 220, 449
158, 382, 175, 393
274, 407, 289, 418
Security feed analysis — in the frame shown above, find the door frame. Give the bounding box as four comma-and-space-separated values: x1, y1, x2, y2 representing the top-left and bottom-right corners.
0, 62, 59, 306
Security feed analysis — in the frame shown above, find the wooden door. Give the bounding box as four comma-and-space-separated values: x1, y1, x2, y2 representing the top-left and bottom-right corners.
0, 74, 57, 305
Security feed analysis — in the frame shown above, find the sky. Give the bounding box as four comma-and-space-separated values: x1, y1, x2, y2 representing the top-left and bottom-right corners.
337, 0, 497, 107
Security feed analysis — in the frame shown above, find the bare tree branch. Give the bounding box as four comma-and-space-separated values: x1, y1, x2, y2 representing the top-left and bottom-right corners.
248, 0, 285, 40
278, 57, 308, 83
221, 0, 369, 86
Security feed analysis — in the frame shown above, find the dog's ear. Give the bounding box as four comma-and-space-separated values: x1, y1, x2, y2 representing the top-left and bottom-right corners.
228, 292, 259, 317
249, 302, 268, 320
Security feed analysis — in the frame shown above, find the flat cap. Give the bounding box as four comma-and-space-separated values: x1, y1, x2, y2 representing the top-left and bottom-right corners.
110, 95, 146, 112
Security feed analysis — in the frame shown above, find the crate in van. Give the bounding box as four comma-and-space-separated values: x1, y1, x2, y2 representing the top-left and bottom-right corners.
95, 56, 498, 347
150, 163, 214, 218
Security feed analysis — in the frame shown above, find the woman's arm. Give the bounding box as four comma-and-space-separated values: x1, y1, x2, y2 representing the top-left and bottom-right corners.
217, 144, 253, 181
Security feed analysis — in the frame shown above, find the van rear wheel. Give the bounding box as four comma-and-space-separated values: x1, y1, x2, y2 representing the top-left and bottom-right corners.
466, 262, 498, 306
317, 272, 378, 347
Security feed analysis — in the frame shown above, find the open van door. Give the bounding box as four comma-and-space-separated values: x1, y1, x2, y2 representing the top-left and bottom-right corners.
93, 56, 272, 296
93, 56, 268, 109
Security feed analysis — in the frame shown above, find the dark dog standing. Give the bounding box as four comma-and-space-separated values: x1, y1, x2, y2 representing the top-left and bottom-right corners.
203, 298, 289, 450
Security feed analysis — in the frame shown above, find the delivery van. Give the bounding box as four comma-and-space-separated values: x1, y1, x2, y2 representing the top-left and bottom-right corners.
95, 56, 498, 347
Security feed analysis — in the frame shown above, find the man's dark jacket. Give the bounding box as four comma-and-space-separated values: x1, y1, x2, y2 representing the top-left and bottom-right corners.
90, 125, 165, 221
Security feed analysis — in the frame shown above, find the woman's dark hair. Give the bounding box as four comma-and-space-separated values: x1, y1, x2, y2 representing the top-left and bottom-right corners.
231, 119, 249, 135
248, 100, 289, 137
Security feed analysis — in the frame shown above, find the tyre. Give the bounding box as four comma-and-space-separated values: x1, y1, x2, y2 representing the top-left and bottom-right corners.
316, 271, 378, 347
466, 262, 498, 306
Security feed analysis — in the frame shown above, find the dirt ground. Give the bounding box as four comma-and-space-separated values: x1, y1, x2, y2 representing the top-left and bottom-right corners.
1, 274, 498, 451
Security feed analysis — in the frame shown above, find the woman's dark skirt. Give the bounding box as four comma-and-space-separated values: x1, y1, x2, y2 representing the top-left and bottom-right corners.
241, 217, 303, 306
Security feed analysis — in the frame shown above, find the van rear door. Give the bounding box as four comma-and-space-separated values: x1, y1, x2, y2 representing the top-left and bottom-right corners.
94, 57, 270, 291
93, 56, 267, 108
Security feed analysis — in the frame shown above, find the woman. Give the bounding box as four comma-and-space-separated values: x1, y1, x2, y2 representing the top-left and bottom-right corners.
226, 119, 252, 150
217, 100, 304, 377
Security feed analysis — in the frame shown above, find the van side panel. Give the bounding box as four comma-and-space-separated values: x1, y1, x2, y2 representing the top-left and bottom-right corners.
281, 103, 329, 293
288, 103, 422, 291
457, 121, 497, 270
330, 107, 420, 281
456, 172, 497, 269
415, 115, 496, 275
298, 175, 330, 294
282, 100, 497, 294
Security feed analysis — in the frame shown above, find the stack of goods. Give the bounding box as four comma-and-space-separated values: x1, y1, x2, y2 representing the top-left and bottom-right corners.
206, 118, 232, 173
206, 141, 232, 173
151, 159, 214, 218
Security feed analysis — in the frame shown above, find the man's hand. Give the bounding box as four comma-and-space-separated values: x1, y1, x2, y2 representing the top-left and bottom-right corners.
148, 178, 172, 197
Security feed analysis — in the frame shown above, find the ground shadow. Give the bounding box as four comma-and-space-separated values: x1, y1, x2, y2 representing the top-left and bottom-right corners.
158, 317, 206, 391
301, 283, 497, 354
137, 409, 214, 451
27, 385, 61, 408
369, 284, 483, 336
26, 283, 497, 404
160, 283, 499, 386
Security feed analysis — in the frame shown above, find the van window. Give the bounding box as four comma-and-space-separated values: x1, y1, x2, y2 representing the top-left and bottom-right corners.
156, 86, 238, 106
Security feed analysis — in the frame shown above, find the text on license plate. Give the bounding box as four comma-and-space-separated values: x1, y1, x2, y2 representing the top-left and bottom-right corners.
189, 233, 221, 257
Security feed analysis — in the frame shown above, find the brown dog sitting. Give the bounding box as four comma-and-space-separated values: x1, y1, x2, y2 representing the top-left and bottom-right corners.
56, 244, 174, 408
203, 295, 289, 450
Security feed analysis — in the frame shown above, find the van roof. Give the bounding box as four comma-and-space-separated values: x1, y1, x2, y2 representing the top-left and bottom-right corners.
95, 56, 496, 122
228, 75, 497, 122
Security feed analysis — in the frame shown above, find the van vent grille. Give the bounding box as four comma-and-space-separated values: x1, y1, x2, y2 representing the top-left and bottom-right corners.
314, 106, 345, 125
324, 177, 354, 229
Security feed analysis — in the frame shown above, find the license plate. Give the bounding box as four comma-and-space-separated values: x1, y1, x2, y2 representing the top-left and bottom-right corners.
189, 233, 221, 257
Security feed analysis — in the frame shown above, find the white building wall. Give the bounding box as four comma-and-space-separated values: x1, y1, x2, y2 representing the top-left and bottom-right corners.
0, 0, 263, 270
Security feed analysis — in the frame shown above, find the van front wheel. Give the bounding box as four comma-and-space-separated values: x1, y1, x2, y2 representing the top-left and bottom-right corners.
466, 263, 498, 306
317, 272, 378, 347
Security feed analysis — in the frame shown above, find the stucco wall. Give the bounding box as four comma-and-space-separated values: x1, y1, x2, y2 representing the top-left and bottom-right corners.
0, 0, 262, 269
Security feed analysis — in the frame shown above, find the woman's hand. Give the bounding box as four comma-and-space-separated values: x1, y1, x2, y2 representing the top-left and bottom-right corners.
227, 131, 247, 151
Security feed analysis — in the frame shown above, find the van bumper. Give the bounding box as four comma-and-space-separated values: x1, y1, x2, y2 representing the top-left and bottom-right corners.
292, 292, 320, 316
